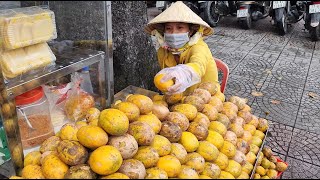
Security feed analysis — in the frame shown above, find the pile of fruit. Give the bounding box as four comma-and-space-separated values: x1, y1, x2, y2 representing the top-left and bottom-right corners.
252, 147, 288, 179
10, 81, 278, 179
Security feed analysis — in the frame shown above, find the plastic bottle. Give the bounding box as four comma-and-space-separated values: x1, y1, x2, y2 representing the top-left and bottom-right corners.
80, 66, 94, 95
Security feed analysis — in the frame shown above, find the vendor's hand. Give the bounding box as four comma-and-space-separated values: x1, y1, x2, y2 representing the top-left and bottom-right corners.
157, 64, 201, 95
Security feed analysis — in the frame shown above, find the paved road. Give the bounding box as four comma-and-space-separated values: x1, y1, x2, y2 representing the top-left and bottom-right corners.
148, 7, 320, 179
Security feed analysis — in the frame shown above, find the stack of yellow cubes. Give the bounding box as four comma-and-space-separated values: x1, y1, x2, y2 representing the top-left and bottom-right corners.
0, 6, 57, 79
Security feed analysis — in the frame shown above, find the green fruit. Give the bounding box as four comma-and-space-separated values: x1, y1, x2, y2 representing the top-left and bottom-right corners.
251, 136, 262, 147
261, 158, 271, 169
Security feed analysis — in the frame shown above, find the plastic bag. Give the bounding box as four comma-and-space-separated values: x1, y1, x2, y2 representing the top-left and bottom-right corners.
157, 64, 201, 95
64, 72, 95, 122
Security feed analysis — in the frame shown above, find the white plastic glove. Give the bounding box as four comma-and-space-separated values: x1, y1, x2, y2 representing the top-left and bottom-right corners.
157, 64, 201, 95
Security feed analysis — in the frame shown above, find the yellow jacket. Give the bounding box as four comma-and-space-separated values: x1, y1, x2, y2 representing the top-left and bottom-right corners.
157, 38, 218, 94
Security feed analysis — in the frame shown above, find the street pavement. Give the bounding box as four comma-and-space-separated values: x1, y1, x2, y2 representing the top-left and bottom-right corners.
149, 7, 320, 179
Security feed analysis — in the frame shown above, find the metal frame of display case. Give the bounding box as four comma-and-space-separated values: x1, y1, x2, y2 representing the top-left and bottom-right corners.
0, 1, 114, 177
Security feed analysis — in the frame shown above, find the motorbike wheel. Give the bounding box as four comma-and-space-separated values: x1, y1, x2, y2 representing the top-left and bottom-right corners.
277, 10, 288, 36
310, 25, 320, 41
240, 11, 252, 29
204, 1, 220, 27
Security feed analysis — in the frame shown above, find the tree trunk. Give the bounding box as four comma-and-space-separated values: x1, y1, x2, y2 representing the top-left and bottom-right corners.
111, 1, 159, 93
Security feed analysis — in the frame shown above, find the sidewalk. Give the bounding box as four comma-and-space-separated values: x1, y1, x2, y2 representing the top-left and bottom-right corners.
205, 15, 320, 179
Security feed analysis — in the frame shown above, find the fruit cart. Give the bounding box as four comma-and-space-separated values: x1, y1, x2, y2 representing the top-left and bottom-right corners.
0, 1, 114, 177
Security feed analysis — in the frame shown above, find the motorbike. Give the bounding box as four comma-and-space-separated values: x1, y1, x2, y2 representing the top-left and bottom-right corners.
269, 1, 306, 35
304, 1, 320, 41
203, 1, 238, 27
155, 1, 237, 27
236, 1, 270, 29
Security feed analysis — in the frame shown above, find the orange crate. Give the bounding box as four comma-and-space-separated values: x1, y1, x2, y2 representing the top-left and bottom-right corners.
276, 157, 288, 178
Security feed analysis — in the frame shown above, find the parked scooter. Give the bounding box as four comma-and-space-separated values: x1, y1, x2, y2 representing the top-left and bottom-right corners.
304, 1, 320, 41
202, 1, 238, 27
236, 1, 270, 29
269, 1, 306, 35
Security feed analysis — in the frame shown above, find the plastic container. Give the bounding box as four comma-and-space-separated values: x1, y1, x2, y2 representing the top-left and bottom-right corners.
15, 86, 55, 149
80, 66, 94, 95
0, 42, 56, 79
0, 6, 57, 51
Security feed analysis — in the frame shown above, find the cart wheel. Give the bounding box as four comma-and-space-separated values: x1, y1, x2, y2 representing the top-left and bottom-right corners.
278, 10, 288, 36
204, 1, 220, 27
310, 25, 320, 41
240, 11, 252, 29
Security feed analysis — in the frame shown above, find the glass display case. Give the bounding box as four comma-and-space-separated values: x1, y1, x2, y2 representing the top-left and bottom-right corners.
0, 1, 113, 177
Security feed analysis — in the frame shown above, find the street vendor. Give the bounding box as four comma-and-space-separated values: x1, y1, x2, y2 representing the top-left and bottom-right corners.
145, 1, 219, 95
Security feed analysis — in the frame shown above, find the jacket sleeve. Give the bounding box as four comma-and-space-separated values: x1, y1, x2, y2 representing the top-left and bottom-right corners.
185, 45, 209, 78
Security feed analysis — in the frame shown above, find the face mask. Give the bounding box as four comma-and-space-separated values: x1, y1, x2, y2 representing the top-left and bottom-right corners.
164, 32, 190, 49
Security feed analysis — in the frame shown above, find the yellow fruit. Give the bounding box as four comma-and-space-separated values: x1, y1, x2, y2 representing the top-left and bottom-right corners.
261, 158, 271, 169
151, 135, 172, 157
257, 153, 264, 166
9, 176, 23, 179
261, 175, 270, 179
224, 131, 238, 146
137, 114, 162, 134
77, 125, 108, 149
214, 152, 229, 170
165, 112, 189, 131
250, 144, 260, 155
256, 166, 266, 176
185, 152, 205, 174
242, 104, 251, 112
99, 108, 129, 136
199, 174, 212, 179
133, 146, 159, 168
193, 112, 211, 128
59, 123, 79, 141
42, 154, 69, 179
178, 165, 199, 179
208, 96, 223, 112
171, 104, 197, 121
57, 140, 88, 166
213, 90, 225, 102
242, 161, 253, 175
22, 165, 45, 179
201, 162, 221, 179
202, 104, 219, 121
257, 118, 269, 133
254, 130, 265, 140
88, 119, 98, 126
219, 171, 235, 179
157, 155, 181, 178
198, 82, 219, 96
85, 107, 101, 123
241, 131, 253, 144
229, 123, 244, 138
127, 94, 153, 115
249, 116, 259, 128
187, 122, 209, 141
154, 73, 174, 92
251, 136, 263, 147
24, 151, 41, 167
225, 160, 242, 178
170, 143, 188, 164
153, 94, 165, 101
209, 121, 227, 136
159, 121, 182, 143
183, 95, 205, 111
114, 102, 140, 122
164, 93, 184, 105
269, 162, 276, 169
243, 124, 256, 136
266, 169, 278, 179
220, 141, 236, 159
145, 167, 168, 179
237, 171, 249, 179
101, 172, 130, 179
107, 133, 138, 160
64, 164, 97, 179
118, 159, 146, 179
206, 130, 224, 150
128, 121, 155, 146
191, 88, 211, 104
276, 161, 288, 172
246, 152, 257, 165
196, 141, 219, 162
152, 104, 170, 121
254, 173, 261, 179
179, 132, 199, 153
88, 145, 123, 175
237, 110, 252, 123
153, 100, 169, 107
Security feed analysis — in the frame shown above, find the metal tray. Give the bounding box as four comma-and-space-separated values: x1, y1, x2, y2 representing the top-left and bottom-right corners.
113, 85, 159, 104
250, 127, 269, 179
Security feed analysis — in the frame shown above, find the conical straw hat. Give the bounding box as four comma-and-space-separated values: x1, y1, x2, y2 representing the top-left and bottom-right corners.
145, 1, 213, 36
